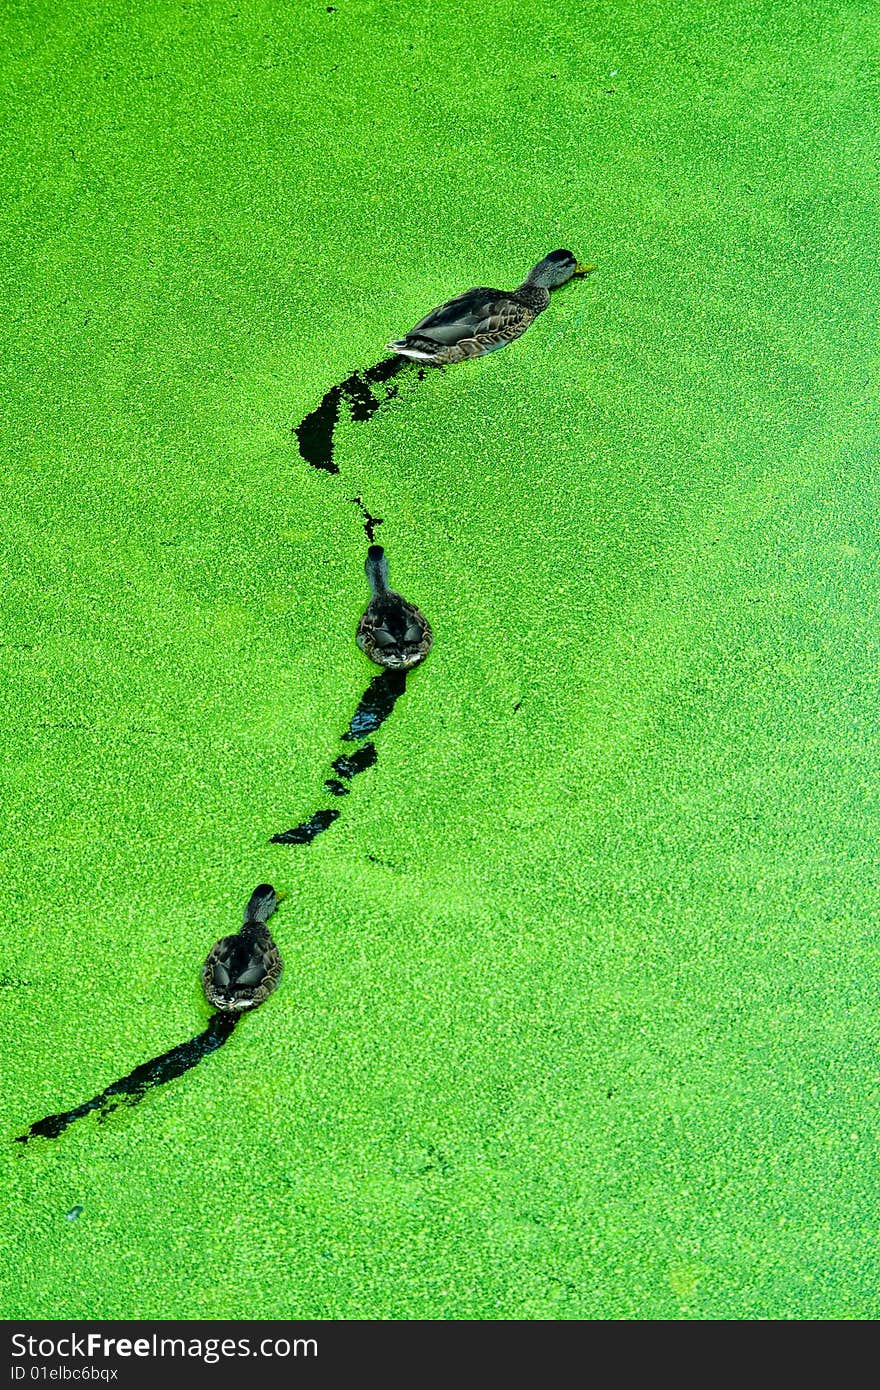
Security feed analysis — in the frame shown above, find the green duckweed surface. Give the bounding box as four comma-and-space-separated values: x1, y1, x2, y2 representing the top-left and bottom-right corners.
1, 0, 878, 1319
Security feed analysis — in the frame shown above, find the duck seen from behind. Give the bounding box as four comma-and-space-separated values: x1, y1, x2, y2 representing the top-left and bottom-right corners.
356, 545, 433, 671
201, 885, 284, 1013
387, 249, 594, 365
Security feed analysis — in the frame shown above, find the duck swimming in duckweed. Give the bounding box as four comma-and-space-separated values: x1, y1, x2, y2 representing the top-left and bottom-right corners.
388, 250, 594, 365
356, 545, 433, 671
201, 885, 284, 1013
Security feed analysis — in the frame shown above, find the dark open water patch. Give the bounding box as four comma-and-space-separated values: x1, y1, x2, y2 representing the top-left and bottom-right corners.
324, 741, 378, 794
342, 668, 406, 741
351, 495, 383, 543
295, 383, 343, 473
16, 1012, 238, 1143
270, 807, 341, 844
270, 670, 407, 844
294, 356, 423, 473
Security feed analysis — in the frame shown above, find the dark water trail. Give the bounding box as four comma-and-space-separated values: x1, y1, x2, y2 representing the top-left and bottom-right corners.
342, 668, 407, 741
324, 741, 378, 794
351, 495, 383, 542
16, 1012, 238, 1143
295, 385, 343, 473
294, 356, 422, 474
285, 353, 422, 838
270, 807, 341, 845
270, 670, 407, 843
19, 361, 432, 1145
344, 357, 405, 422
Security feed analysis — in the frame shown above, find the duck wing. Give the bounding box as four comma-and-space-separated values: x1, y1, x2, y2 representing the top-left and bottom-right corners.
409, 287, 522, 345
367, 597, 427, 646
206, 928, 277, 989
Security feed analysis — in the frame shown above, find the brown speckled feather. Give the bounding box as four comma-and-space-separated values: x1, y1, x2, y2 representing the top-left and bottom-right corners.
357, 546, 433, 671
356, 593, 433, 670
388, 250, 591, 365
201, 885, 284, 1013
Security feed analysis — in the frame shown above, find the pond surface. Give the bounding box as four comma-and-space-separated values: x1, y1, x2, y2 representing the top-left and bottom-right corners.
1, 0, 878, 1320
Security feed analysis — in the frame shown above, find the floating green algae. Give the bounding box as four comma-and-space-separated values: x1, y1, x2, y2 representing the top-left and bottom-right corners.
2, 0, 879, 1320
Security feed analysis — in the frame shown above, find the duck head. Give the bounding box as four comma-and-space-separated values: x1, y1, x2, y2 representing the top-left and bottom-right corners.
525, 249, 593, 289
243, 883, 280, 925
365, 544, 390, 597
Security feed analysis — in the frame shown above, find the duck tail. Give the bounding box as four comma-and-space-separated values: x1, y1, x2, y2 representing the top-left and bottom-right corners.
243, 884, 278, 925
387, 335, 438, 362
